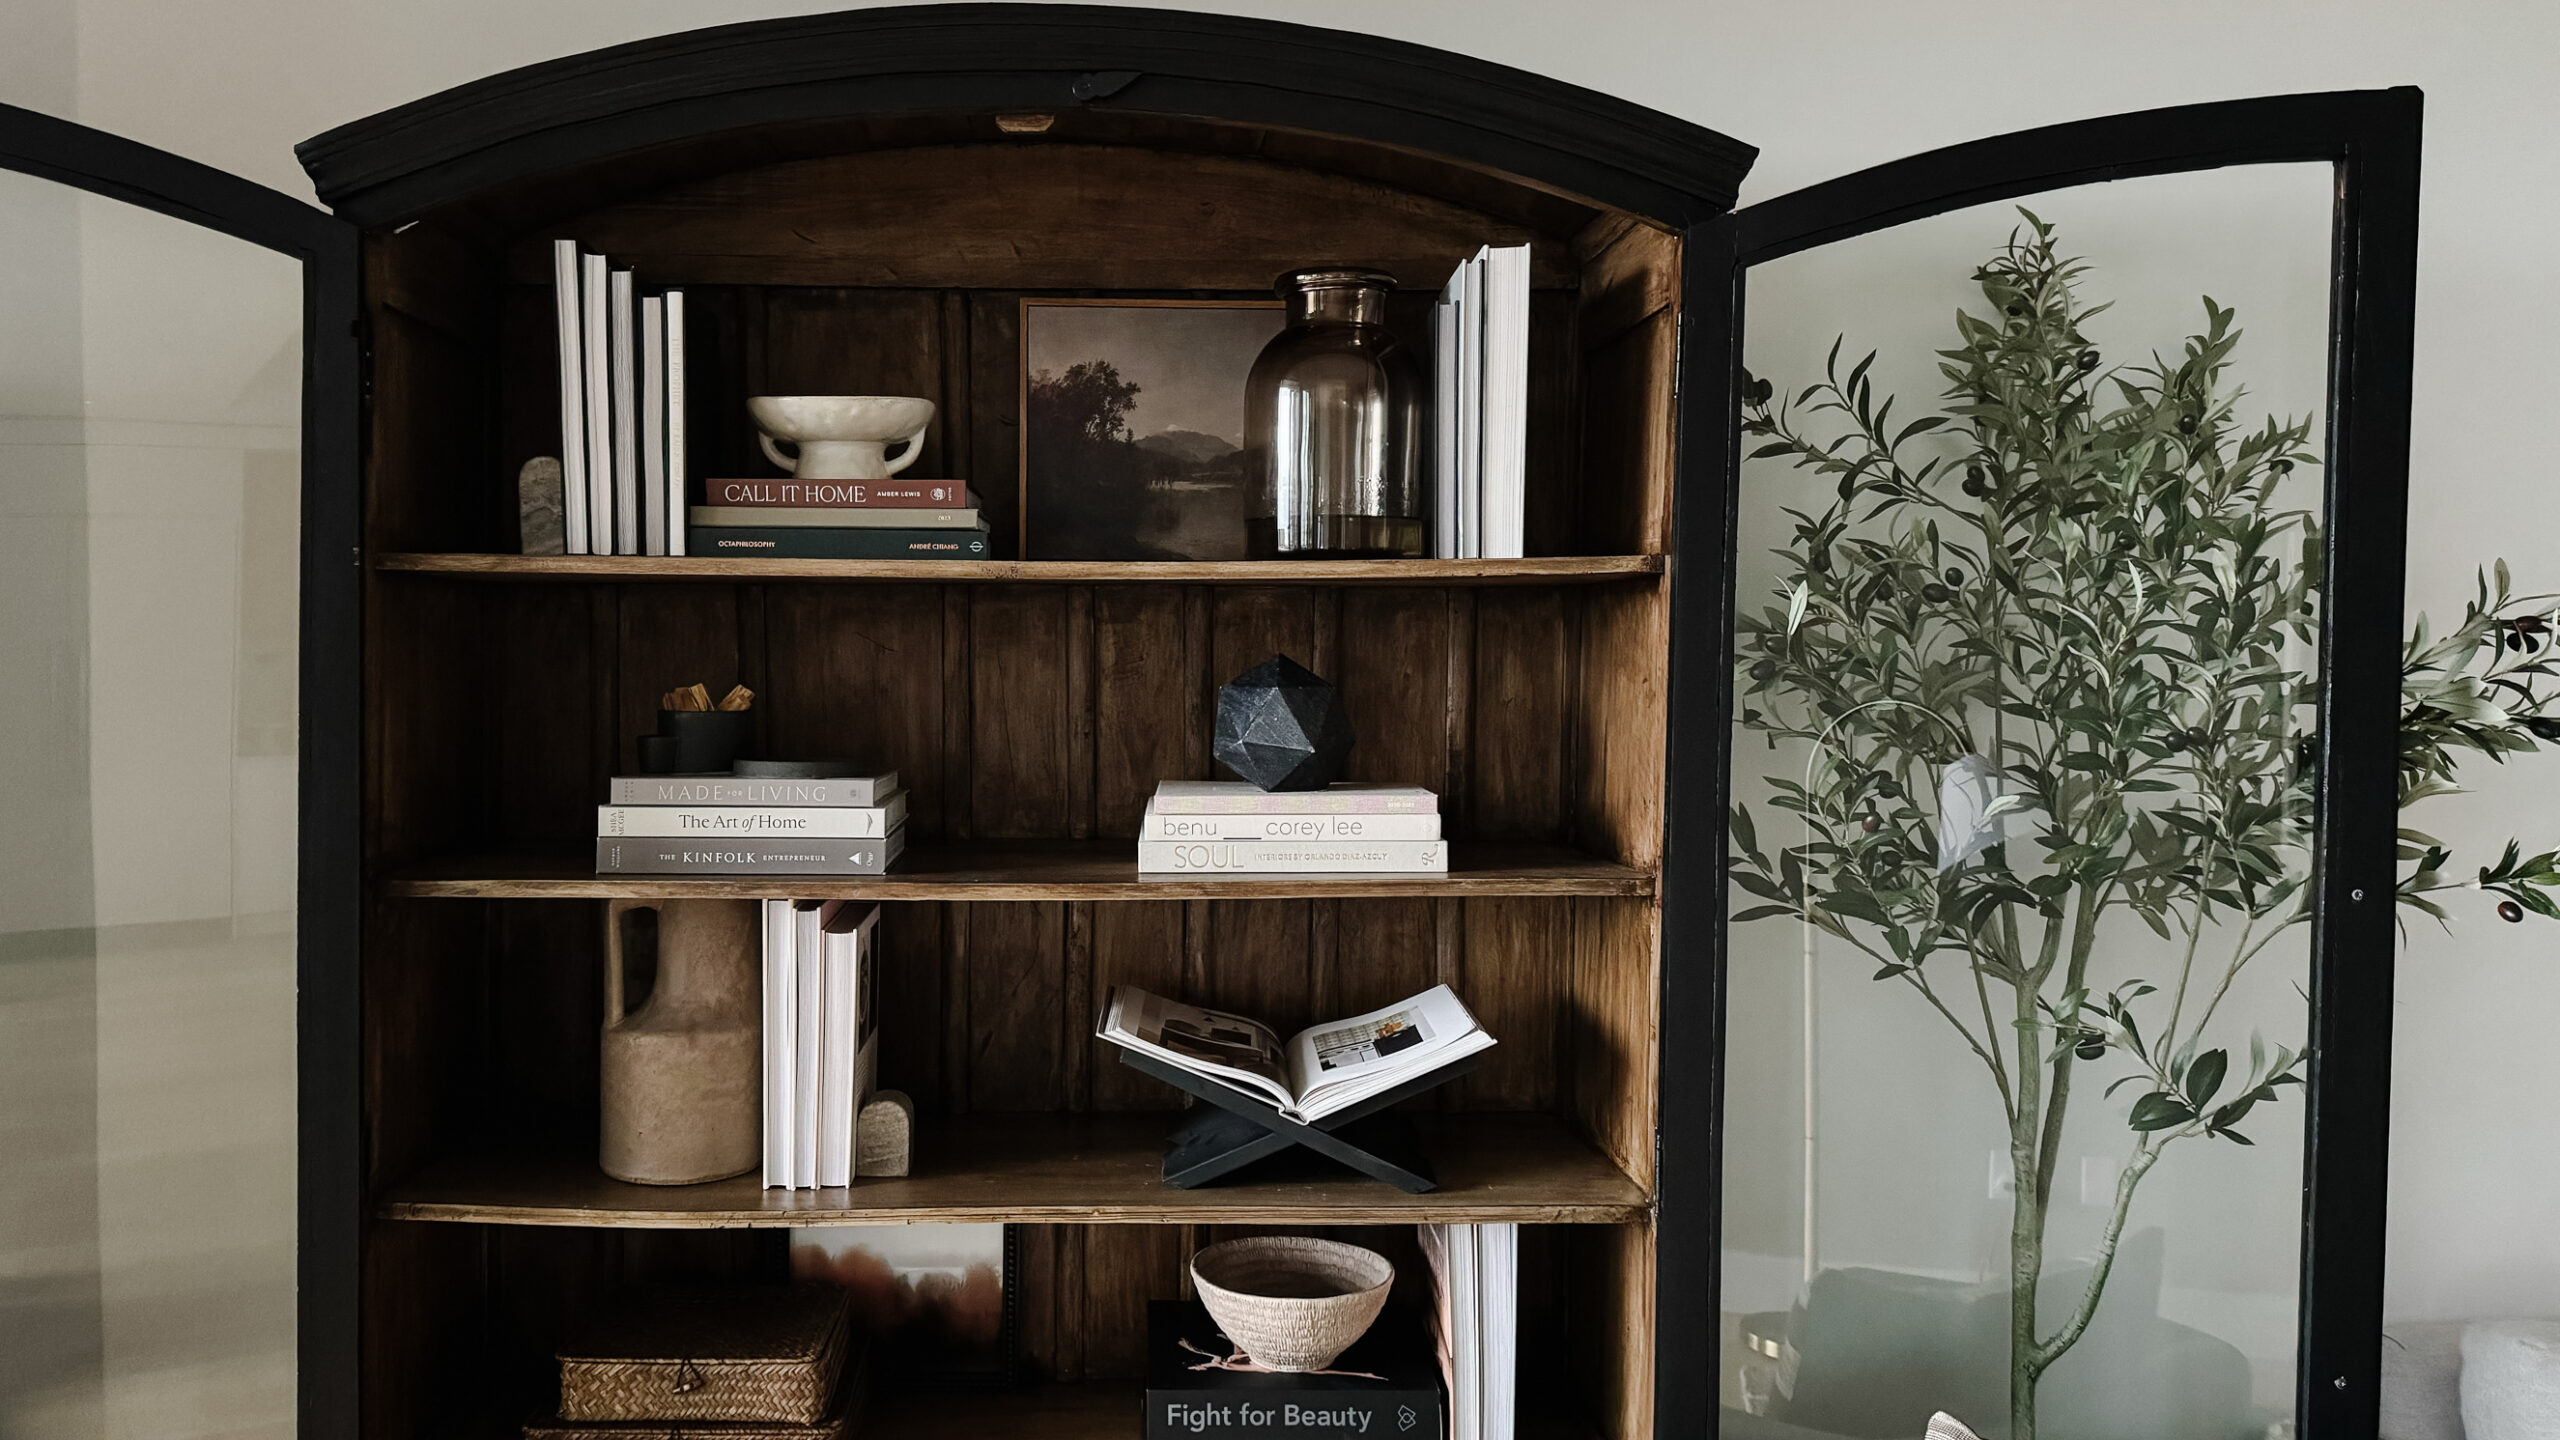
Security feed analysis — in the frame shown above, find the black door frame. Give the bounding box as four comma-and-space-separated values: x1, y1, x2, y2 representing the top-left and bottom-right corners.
1661, 88, 2421, 1440
0, 102, 363, 1439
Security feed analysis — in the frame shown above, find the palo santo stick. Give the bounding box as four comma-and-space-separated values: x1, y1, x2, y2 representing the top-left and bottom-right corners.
662, 683, 712, 712
716, 684, 755, 712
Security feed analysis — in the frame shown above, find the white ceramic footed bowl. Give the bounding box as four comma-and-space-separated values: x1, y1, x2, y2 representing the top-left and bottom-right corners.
1190, 1236, 1393, 1372
748, 395, 936, 479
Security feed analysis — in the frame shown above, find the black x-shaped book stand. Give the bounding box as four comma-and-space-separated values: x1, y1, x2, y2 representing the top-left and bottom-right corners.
1117, 1049, 1482, 1193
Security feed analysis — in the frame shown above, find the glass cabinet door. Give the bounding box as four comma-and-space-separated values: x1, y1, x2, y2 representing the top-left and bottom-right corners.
1663, 94, 2421, 1440
0, 110, 356, 1439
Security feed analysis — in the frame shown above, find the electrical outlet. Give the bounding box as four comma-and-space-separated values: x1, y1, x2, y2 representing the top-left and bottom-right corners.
1988, 1150, 2015, 1199
2080, 1154, 2119, 1206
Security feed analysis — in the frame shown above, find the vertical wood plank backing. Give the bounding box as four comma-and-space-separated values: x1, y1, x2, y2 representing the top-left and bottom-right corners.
368, 580, 484, 862
484, 584, 597, 846
1017, 1222, 1062, 1380
613, 584, 743, 774
1079, 1225, 1185, 1379
1094, 587, 1198, 836
359, 1219, 482, 1440
970, 586, 1073, 837
1325, 897, 1439, 1075
874, 900, 947, 1114
489, 899, 605, 1149
962, 900, 1067, 1109
763, 290, 953, 478
1203, 901, 1315, 1035
1451, 897, 1567, 1110
1334, 589, 1449, 788
761, 584, 952, 840
1578, 311, 1679, 557
969, 293, 1025, 559
1525, 288, 1581, 556
1571, 896, 1660, 1189
1570, 1220, 1657, 1440
1569, 582, 1668, 869
1470, 587, 1568, 840
363, 897, 485, 1186
1090, 902, 1187, 1110
364, 237, 494, 554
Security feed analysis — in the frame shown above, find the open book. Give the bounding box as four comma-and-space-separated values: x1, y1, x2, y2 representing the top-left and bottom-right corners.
1097, 984, 1494, 1124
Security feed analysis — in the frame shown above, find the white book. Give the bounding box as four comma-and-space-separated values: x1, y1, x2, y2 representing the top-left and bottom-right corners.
598, 791, 906, 839
793, 900, 824, 1187
1422, 1223, 1483, 1440
1143, 801, 1439, 842
550, 240, 591, 555
1150, 780, 1438, 815
1443, 283, 1464, 558
640, 294, 667, 556
761, 898, 794, 1188
1480, 1223, 1518, 1440
1138, 838, 1447, 873
664, 290, 688, 557
609, 268, 641, 556
579, 252, 615, 553
1457, 253, 1486, 559
818, 903, 881, 1186
1480, 245, 1531, 559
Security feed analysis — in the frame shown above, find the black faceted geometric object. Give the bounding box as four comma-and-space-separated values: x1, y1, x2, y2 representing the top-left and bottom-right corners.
1213, 654, 1354, 791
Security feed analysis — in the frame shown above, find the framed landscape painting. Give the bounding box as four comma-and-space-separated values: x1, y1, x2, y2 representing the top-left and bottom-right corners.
1019, 298, 1284, 560
789, 1222, 1019, 1387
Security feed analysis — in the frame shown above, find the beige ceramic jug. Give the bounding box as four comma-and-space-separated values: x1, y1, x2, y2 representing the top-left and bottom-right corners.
600, 897, 761, 1184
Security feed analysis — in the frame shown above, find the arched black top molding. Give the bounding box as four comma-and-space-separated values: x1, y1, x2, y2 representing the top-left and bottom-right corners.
294, 3, 1756, 229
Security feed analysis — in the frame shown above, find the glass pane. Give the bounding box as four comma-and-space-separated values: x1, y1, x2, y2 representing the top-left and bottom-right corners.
1719, 165, 2334, 1440
0, 168, 301, 1439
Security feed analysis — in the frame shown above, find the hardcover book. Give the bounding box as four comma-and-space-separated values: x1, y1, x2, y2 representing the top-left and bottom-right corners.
608, 773, 899, 807
696, 524, 991, 560
1150, 781, 1439, 816
596, 827, 905, 876
597, 791, 907, 839
707, 479, 971, 508
1098, 983, 1491, 1125
1138, 839, 1446, 874
1145, 1302, 1443, 1440
1144, 805, 1440, 843
689, 505, 980, 530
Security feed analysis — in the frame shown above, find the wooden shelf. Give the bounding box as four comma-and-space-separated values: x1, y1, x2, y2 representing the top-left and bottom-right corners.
372, 552, 1665, 586
380, 1112, 1648, 1227
384, 840, 1654, 900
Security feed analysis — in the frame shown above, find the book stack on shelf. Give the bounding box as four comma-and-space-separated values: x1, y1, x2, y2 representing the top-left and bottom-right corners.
550, 238, 687, 557
595, 770, 907, 875
1433, 243, 1530, 560
1137, 781, 1446, 875
1143, 1300, 1443, 1440
1419, 1223, 1519, 1440
763, 901, 879, 1190
691, 477, 993, 560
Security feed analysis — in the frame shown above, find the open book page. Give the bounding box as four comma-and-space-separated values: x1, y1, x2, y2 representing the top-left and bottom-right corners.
1283, 984, 1496, 1122
1096, 986, 1295, 1112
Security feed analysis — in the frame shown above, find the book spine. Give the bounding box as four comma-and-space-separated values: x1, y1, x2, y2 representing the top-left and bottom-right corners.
694, 525, 991, 559
1458, 250, 1485, 560
596, 832, 904, 875
665, 290, 687, 557
1483, 244, 1530, 560
793, 901, 822, 1186
552, 239, 590, 556
762, 898, 791, 1187
1147, 1391, 1443, 1440
1151, 793, 1438, 816
706, 479, 968, 508
640, 294, 668, 556
1137, 840, 1447, 873
579, 251, 614, 553
597, 798, 904, 838
688, 505, 981, 529
609, 267, 641, 556
606, 776, 896, 807
1144, 809, 1440, 841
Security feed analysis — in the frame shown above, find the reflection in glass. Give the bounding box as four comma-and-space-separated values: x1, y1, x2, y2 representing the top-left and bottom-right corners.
0, 170, 300, 1438
1719, 167, 2334, 1440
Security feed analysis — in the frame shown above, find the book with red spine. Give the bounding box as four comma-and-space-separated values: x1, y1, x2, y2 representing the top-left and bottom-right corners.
706, 478, 971, 508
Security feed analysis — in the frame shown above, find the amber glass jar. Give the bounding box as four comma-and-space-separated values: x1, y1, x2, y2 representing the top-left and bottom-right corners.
1244, 268, 1424, 559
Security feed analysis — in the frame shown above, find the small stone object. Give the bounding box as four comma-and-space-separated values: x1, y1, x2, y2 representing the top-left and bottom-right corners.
1213, 654, 1353, 792
856, 1090, 914, 1177
519, 456, 566, 554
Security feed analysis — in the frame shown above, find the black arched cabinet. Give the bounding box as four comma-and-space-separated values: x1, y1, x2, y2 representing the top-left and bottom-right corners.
0, 9, 2417, 1437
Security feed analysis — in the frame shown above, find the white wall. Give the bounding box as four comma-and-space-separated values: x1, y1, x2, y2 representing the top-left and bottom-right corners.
11, 0, 2557, 1329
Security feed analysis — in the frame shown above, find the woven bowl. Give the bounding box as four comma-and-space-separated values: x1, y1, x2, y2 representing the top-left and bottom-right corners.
1190, 1236, 1394, 1372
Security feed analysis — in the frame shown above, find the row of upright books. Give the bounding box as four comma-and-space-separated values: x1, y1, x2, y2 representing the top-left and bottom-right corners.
762, 900, 878, 1189
594, 770, 907, 875
550, 240, 687, 556
1136, 781, 1447, 875
1433, 244, 1530, 560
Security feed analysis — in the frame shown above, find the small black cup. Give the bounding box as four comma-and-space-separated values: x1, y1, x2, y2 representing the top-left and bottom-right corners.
651, 709, 753, 773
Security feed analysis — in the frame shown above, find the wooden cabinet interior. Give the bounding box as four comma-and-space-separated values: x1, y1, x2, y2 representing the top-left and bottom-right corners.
358, 108, 1675, 1440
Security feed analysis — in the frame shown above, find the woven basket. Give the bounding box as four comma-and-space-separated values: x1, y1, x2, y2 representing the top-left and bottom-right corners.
558, 1284, 850, 1425
529, 1341, 863, 1440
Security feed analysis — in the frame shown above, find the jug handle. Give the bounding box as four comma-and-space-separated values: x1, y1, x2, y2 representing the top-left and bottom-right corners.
758, 433, 799, 475
881, 421, 930, 476
604, 898, 655, 1025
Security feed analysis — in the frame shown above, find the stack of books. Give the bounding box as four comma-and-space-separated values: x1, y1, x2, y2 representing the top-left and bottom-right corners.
763, 901, 879, 1189
1142, 1301, 1443, 1440
690, 477, 992, 559
1136, 781, 1445, 875
550, 239, 686, 556
1420, 1223, 1519, 1440
1433, 243, 1529, 559
594, 769, 907, 875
